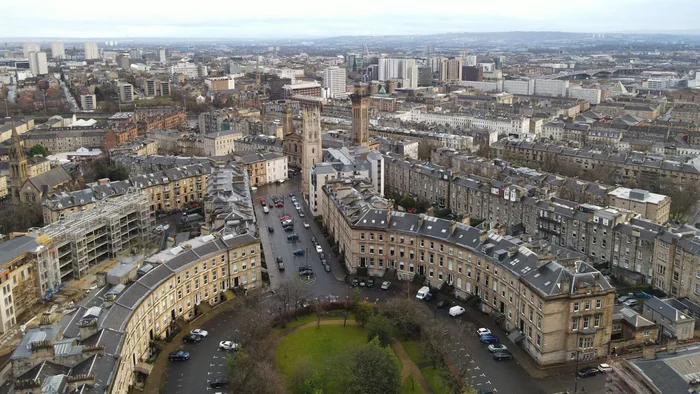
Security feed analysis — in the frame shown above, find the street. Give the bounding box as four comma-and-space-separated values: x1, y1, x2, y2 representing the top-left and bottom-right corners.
162, 178, 605, 394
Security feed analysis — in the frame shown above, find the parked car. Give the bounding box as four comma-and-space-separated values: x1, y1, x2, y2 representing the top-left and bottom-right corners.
477, 328, 491, 337
190, 329, 208, 337
423, 292, 433, 301
311, 236, 317, 245
320, 258, 327, 266
324, 264, 331, 273
182, 334, 202, 343
289, 192, 295, 197
359, 279, 366, 287
315, 245, 323, 254
268, 226, 274, 233
479, 334, 499, 344
218, 341, 239, 351
448, 306, 465, 316
168, 350, 190, 361
493, 350, 513, 361
210, 377, 230, 388
487, 344, 508, 353
260, 198, 265, 206
617, 295, 632, 304
276, 257, 284, 271
477, 389, 495, 394
598, 363, 613, 373
276, 202, 284, 207
351, 277, 359, 287
366, 278, 374, 288
284, 226, 294, 232
263, 206, 269, 214
280, 215, 290, 221
287, 234, 299, 241
282, 219, 293, 226
577, 368, 599, 378
304, 222, 310, 228
624, 299, 639, 307
437, 300, 450, 309
381, 281, 391, 290
294, 249, 305, 256
299, 212, 305, 217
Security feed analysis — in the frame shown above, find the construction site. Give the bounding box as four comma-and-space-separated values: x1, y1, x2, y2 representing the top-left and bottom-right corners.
32, 189, 155, 296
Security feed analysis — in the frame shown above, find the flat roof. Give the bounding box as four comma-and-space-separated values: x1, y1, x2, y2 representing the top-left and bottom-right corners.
608, 187, 668, 204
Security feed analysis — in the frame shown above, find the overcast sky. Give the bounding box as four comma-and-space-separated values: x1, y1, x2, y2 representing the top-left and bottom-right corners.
2, 0, 698, 38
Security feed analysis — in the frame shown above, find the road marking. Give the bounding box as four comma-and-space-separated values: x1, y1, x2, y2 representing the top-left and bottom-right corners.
210, 364, 215, 367
476, 383, 482, 386
486, 381, 491, 385
480, 374, 486, 377
473, 366, 480, 370
219, 364, 224, 366
471, 376, 477, 378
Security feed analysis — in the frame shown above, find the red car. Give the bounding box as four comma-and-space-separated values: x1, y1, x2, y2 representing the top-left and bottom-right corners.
276, 202, 284, 207
280, 215, 290, 221
260, 198, 266, 206
407, 208, 416, 213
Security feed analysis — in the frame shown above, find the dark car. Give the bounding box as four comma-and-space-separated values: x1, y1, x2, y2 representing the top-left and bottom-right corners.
437, 300, 450, 309
294, 248, 305, 256
300, 268, 313, 276
311, 236, 317, 245
479, 334, 500, 344
210, 377, 230, 388
424, 292, 433, 301
287, 234, 299, 241
168, 350, 190, 361
276, 257, 284, 271
298, 265, 311, 273
276, 202, 284, 207
351, 277, 359, 287
493, 350, 513, 360
268, 226, 274, 233
578, 368, 599, 378
366, 278, 374, 288
324, 264, 331, 272
320, 258, 328, 265
284, 226, 295, 232
182, 334, 202, 343
477, 389, 495, 394
289, 192, 295, 197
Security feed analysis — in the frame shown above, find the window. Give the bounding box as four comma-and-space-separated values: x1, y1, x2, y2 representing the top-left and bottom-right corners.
584, 301, 591, 310
583, 316, 590, 329
573, 302, 580, 312
578, 337, 594, 349
572, 318, 579, 330
537, 316, 542, 330
596, 299, 602, 309
360, 232, 365, 240
643, 331, 651, 337
594, 315, 601, 327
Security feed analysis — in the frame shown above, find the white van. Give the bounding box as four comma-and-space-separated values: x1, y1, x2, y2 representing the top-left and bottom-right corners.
416, 286, 430, 300
448, 305, 465, 317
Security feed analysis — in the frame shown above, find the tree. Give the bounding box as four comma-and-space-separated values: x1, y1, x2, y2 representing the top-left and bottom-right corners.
379, 298, 427, 339
657, 178, 700, 220
420, 321, 447, 368
84, 157, 130, 183
0, 203, 44, 234
366, 314, 393, 347
417, 140, 439, 161
398, 195, 416, 209
353, 301, 374, 327
28, 144, 50, 157
326, 336, 401, 394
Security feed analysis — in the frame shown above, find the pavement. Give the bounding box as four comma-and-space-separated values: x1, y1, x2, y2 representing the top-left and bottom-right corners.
157, 177, 605, 394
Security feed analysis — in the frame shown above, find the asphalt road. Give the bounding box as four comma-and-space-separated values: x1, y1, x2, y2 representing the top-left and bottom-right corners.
162, 178, 605, 394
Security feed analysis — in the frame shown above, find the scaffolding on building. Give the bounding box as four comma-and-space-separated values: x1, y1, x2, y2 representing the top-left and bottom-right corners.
32, 188, 155, 283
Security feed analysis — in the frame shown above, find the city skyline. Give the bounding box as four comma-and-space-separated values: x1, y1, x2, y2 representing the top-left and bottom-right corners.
3, 0, 700, 38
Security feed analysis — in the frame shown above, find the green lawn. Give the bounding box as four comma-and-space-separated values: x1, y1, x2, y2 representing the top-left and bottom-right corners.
402, 340, 430, 365
401, 375, 426, 394
422, 366, 451, 394
275, 325, 368, 379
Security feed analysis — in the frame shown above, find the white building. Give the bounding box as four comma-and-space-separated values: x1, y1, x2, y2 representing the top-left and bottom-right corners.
503, 80, 535, 95
80, 94, 97, 111
568, 87, 602, 104
459, 80, 502, 93
410, 110, 529, 136
22, 43, 40, 58
378, 58, 416, 81
406, 65, 419, 89
28, 52, 48, 75
323, 66, 347, 98
264, 152, 288, 184
464, 55, 477, 67
203, 129, 239, 156
269, 67, 297, 83
534, 79, 569, 97
310, 163, 339, 215
170, 62, 200, 78
158, 48, 166, 63
50, 42, 65, 59
84, 42, 100, 60
119, 83, 134, 102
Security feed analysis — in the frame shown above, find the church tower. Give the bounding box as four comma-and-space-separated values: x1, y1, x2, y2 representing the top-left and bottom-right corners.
301, 106, 322, 200
350, 84, 370, 147
8, 124, 28, 204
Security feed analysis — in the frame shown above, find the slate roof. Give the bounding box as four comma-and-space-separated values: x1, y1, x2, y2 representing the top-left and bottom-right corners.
27, 165, 72, 190
0, 234, 41, 266
645, 296, 691, 322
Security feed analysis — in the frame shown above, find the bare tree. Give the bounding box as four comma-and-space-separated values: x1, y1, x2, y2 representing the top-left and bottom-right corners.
287, 279, 311, 320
